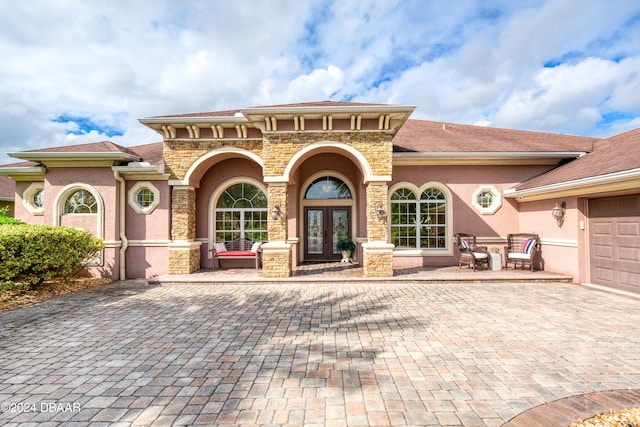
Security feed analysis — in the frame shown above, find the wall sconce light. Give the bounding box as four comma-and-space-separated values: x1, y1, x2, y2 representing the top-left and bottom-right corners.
271, 203, 281, 220
551, 201, 566, 226
375, 203, 386, 220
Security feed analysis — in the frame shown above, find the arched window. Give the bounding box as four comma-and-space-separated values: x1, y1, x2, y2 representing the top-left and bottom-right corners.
305, 176, 352, 199
214, 182, 267, 243
63, 189, 97, 214
391, 185, 448, 250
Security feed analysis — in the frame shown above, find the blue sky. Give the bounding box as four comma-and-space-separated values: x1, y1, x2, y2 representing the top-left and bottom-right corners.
1, 0, 640, 164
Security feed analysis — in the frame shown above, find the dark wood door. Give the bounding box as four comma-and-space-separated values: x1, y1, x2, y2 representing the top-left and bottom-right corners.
304, 207, 350, 261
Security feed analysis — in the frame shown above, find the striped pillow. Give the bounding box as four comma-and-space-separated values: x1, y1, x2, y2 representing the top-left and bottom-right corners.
521, 239, 536, 255
460, 239, 470, 249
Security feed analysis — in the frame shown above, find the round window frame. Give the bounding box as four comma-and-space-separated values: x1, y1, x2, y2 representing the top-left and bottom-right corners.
128, 182, 160, 214
472, 185, 502, 215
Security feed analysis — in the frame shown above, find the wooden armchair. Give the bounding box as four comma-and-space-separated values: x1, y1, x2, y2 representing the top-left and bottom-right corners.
504, 233, 541, 271
454, 233, 490, 271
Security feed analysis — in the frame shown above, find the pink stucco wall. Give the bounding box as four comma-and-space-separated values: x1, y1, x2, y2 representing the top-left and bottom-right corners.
125, 246, 168, 278
125, 181, 171, 242
124, 180, 171, 278
517, 197, 583, 280
13, 181, 45, 224
391, 163, 556, 268
11, 169, 175, 280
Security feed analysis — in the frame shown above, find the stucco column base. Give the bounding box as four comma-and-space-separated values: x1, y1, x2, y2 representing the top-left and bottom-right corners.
261, 241, 292, 278
362, 242, 395, 277
168, 241, 202, 274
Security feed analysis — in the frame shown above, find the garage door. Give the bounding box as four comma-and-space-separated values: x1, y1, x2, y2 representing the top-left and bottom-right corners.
589, 194, 640, 294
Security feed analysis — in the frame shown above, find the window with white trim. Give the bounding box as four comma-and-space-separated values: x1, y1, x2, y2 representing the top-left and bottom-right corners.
391, 186, 448, 249
472, 185, 502, 214
63, 189, 97, 214
23, 183, 44, 215
214, 182, 267, 243
128, 182, 160, 214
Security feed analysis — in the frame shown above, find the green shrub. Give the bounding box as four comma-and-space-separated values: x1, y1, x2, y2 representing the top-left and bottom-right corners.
0, 207, 23, 225
0, 225, 104, 291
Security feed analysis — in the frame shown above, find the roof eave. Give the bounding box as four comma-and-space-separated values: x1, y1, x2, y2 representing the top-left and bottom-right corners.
393, 151, 586, 166
504, 168, 640, 202
139, 116, 248, 125
0, 166, 46, 181
7, 152, 140, 166
112, 163, 169, 179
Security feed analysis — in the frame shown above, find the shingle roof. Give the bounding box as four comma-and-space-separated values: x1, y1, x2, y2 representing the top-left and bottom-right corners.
127, 142, 164, 167
516, 127, 640, 190
1, 141, 164, 168
20, 141, 139, 157
393, 119, 597, 153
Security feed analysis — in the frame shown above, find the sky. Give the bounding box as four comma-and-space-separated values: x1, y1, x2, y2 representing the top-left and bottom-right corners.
1, 0, 640, 165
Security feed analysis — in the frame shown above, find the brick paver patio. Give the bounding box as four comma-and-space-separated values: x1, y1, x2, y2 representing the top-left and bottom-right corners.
0, 280, 639, 426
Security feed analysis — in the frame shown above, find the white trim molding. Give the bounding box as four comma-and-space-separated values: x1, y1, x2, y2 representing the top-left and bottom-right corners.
22, 182, 45, 215
128, 181, 161, 214
472, 185, 503, 215
505, 168, 640, 202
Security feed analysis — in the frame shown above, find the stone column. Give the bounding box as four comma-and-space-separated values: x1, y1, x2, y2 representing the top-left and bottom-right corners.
262, 183, 292, 277
168, 185, 201, 274
362, 182, 394, 277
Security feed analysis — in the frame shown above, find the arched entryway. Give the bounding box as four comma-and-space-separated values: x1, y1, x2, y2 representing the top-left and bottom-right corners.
300, 172, 356, 262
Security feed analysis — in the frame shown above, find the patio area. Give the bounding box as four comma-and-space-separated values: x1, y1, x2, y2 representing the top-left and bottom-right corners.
154, 262, 573, 285
0, 277, 638, 426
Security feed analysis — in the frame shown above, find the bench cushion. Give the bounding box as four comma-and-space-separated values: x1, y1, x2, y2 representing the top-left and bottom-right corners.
216, 251, 255, 257
472, 252, 488, 259
507, 252, 532, 260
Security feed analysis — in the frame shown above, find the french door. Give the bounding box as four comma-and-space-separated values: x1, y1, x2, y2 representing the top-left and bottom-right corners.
304, 207, 350, 261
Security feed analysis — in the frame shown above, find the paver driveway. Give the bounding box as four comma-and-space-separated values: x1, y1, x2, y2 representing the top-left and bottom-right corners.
0, 280, 639, 426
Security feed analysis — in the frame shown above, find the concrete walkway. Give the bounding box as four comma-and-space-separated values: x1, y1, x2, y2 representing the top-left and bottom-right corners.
0, 279, 639, 426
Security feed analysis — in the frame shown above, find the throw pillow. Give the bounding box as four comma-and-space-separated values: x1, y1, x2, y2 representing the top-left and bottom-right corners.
460, 239, 470, 249
250, 242, 262, 253
213, 242, 227, 253
521, 239, 536, 255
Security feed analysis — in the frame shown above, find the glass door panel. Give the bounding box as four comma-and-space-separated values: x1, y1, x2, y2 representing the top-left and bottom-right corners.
304, 207, 351, 261
307, 209, 324, 255
332, 209, 349, 255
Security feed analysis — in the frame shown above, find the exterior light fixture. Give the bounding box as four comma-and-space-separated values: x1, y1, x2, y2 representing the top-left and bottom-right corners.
551, 201, 566, 226
375, 203, 386, 220
271, 203, 281, 220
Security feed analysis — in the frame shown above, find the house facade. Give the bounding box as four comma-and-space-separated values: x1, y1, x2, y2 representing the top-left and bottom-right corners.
1, 101, 639, 294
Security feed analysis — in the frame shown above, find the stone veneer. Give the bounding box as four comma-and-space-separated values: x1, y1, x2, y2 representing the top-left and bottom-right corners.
162, 117, 399, 277
168, 246, 200, 275
262, 132, 393, 177
171, 186, 196, 240
164, 140, 263, 180
362, 182, 394, 277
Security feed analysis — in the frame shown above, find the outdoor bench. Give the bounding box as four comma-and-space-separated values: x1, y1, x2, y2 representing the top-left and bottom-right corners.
209, 238, 263, 270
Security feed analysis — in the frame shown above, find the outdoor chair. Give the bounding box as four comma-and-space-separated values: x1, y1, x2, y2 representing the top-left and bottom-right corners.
504, 233, 541, 271
454, 233, 490, 271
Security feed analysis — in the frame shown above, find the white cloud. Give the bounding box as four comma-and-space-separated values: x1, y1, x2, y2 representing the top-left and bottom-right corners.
493, 57, 640, 133
0, 0, 639, 164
